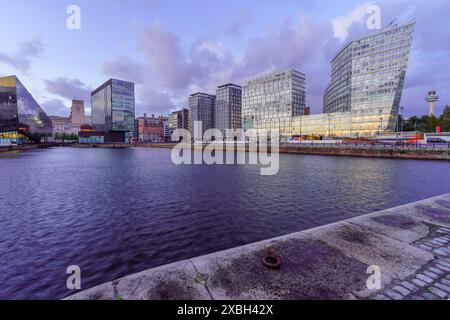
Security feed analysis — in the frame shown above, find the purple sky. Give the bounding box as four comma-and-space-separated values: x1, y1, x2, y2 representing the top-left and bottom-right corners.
0, 0, 449, 117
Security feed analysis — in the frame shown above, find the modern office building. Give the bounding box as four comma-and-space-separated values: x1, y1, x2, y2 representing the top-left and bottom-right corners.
169, 108, 189, 142
322, 20, 415, 137
0, 75, 52, 145
70, 99, 85, 125
216, 84, 242, 134
242, 69, 306, 138
241, 21, 415, 139
189, 93, 216, 138
90, 79, 135, 143
169, 108, 190, 131
291, 112, 352, 138
84, 115, 92, 126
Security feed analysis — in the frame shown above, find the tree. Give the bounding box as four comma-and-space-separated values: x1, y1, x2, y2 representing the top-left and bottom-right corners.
439, 105, 450, 132
425, 115, 439, 133
398, 106, 450, 133
402, 116, 426, 132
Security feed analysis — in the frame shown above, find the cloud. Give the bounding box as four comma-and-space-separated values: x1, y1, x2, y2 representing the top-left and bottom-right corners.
98, 1, 450, 117
138, 23, 193, 92
232, 15, 339, 112
40, 98, 69, 117
102, 57, 147, 84
44, 77, 92, 107
102, 23, 238, 115
0, 36, 44, 73
102, 55, 177, 116
136, 88, 175, 116
103, 16, 339, 115
332, 2, 373, 41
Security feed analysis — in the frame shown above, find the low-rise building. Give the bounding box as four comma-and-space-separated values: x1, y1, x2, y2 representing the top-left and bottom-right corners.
137, 114, 166, 143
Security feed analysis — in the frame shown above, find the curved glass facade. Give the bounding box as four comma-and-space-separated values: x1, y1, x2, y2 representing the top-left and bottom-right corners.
0, 76, 52, 143
323, 20, 415, 136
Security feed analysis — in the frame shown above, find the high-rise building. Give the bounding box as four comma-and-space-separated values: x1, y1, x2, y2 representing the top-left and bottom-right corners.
70, 99, 85, 125
0, 75, 52, 144
323, 20, 415, 136
216, 84, 242, 134
90, 79, 135, 143
189, 93, 216, 138
242, 69, 306, 137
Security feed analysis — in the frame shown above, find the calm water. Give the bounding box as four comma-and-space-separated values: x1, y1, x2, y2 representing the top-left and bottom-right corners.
0, 147, 449, 299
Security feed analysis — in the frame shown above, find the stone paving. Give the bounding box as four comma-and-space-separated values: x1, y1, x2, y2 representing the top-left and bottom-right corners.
373, 227, 450, 300
367, 197, 450, 300
67, 193, 450, 301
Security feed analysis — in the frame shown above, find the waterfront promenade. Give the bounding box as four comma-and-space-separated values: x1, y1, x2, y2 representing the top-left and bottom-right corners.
67, 193, 450, 300
2, 142, 449, 161
135, 142, 450, 161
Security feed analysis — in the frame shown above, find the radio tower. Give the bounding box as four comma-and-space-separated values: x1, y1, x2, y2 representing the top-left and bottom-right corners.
426, 91, 439, 116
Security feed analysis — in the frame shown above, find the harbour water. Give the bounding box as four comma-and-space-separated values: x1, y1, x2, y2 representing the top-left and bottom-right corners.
0, 147, 449, 299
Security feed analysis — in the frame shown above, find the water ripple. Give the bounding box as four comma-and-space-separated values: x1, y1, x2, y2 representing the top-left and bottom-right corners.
0, 148, 449, 299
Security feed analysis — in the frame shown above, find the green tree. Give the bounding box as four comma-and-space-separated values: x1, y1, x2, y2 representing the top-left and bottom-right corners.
402, 116, 426, 132
425, 115, 439, 133
439, 105, 450, 132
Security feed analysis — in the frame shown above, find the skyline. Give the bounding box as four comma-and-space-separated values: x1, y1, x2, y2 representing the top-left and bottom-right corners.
0, 0, 449, 118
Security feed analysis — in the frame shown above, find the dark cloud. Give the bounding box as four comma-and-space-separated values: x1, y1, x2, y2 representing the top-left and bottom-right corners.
103, 23, 237, 115
100, 1, 450, 117
0, 36, 44, 73
44, 77, 92, 107
232, 16, 340, 113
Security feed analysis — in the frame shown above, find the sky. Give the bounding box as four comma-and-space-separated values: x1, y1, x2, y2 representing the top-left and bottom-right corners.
0, 0, 449, 118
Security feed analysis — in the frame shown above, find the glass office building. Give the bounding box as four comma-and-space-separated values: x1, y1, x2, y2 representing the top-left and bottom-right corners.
215, 84, 242, 135
91, 79, 135, 143
323, 20, 415, 137
242, 69, 306, 138
189, 93, 216, 138
290, 112, 352, 138
0, 76, 52, 144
